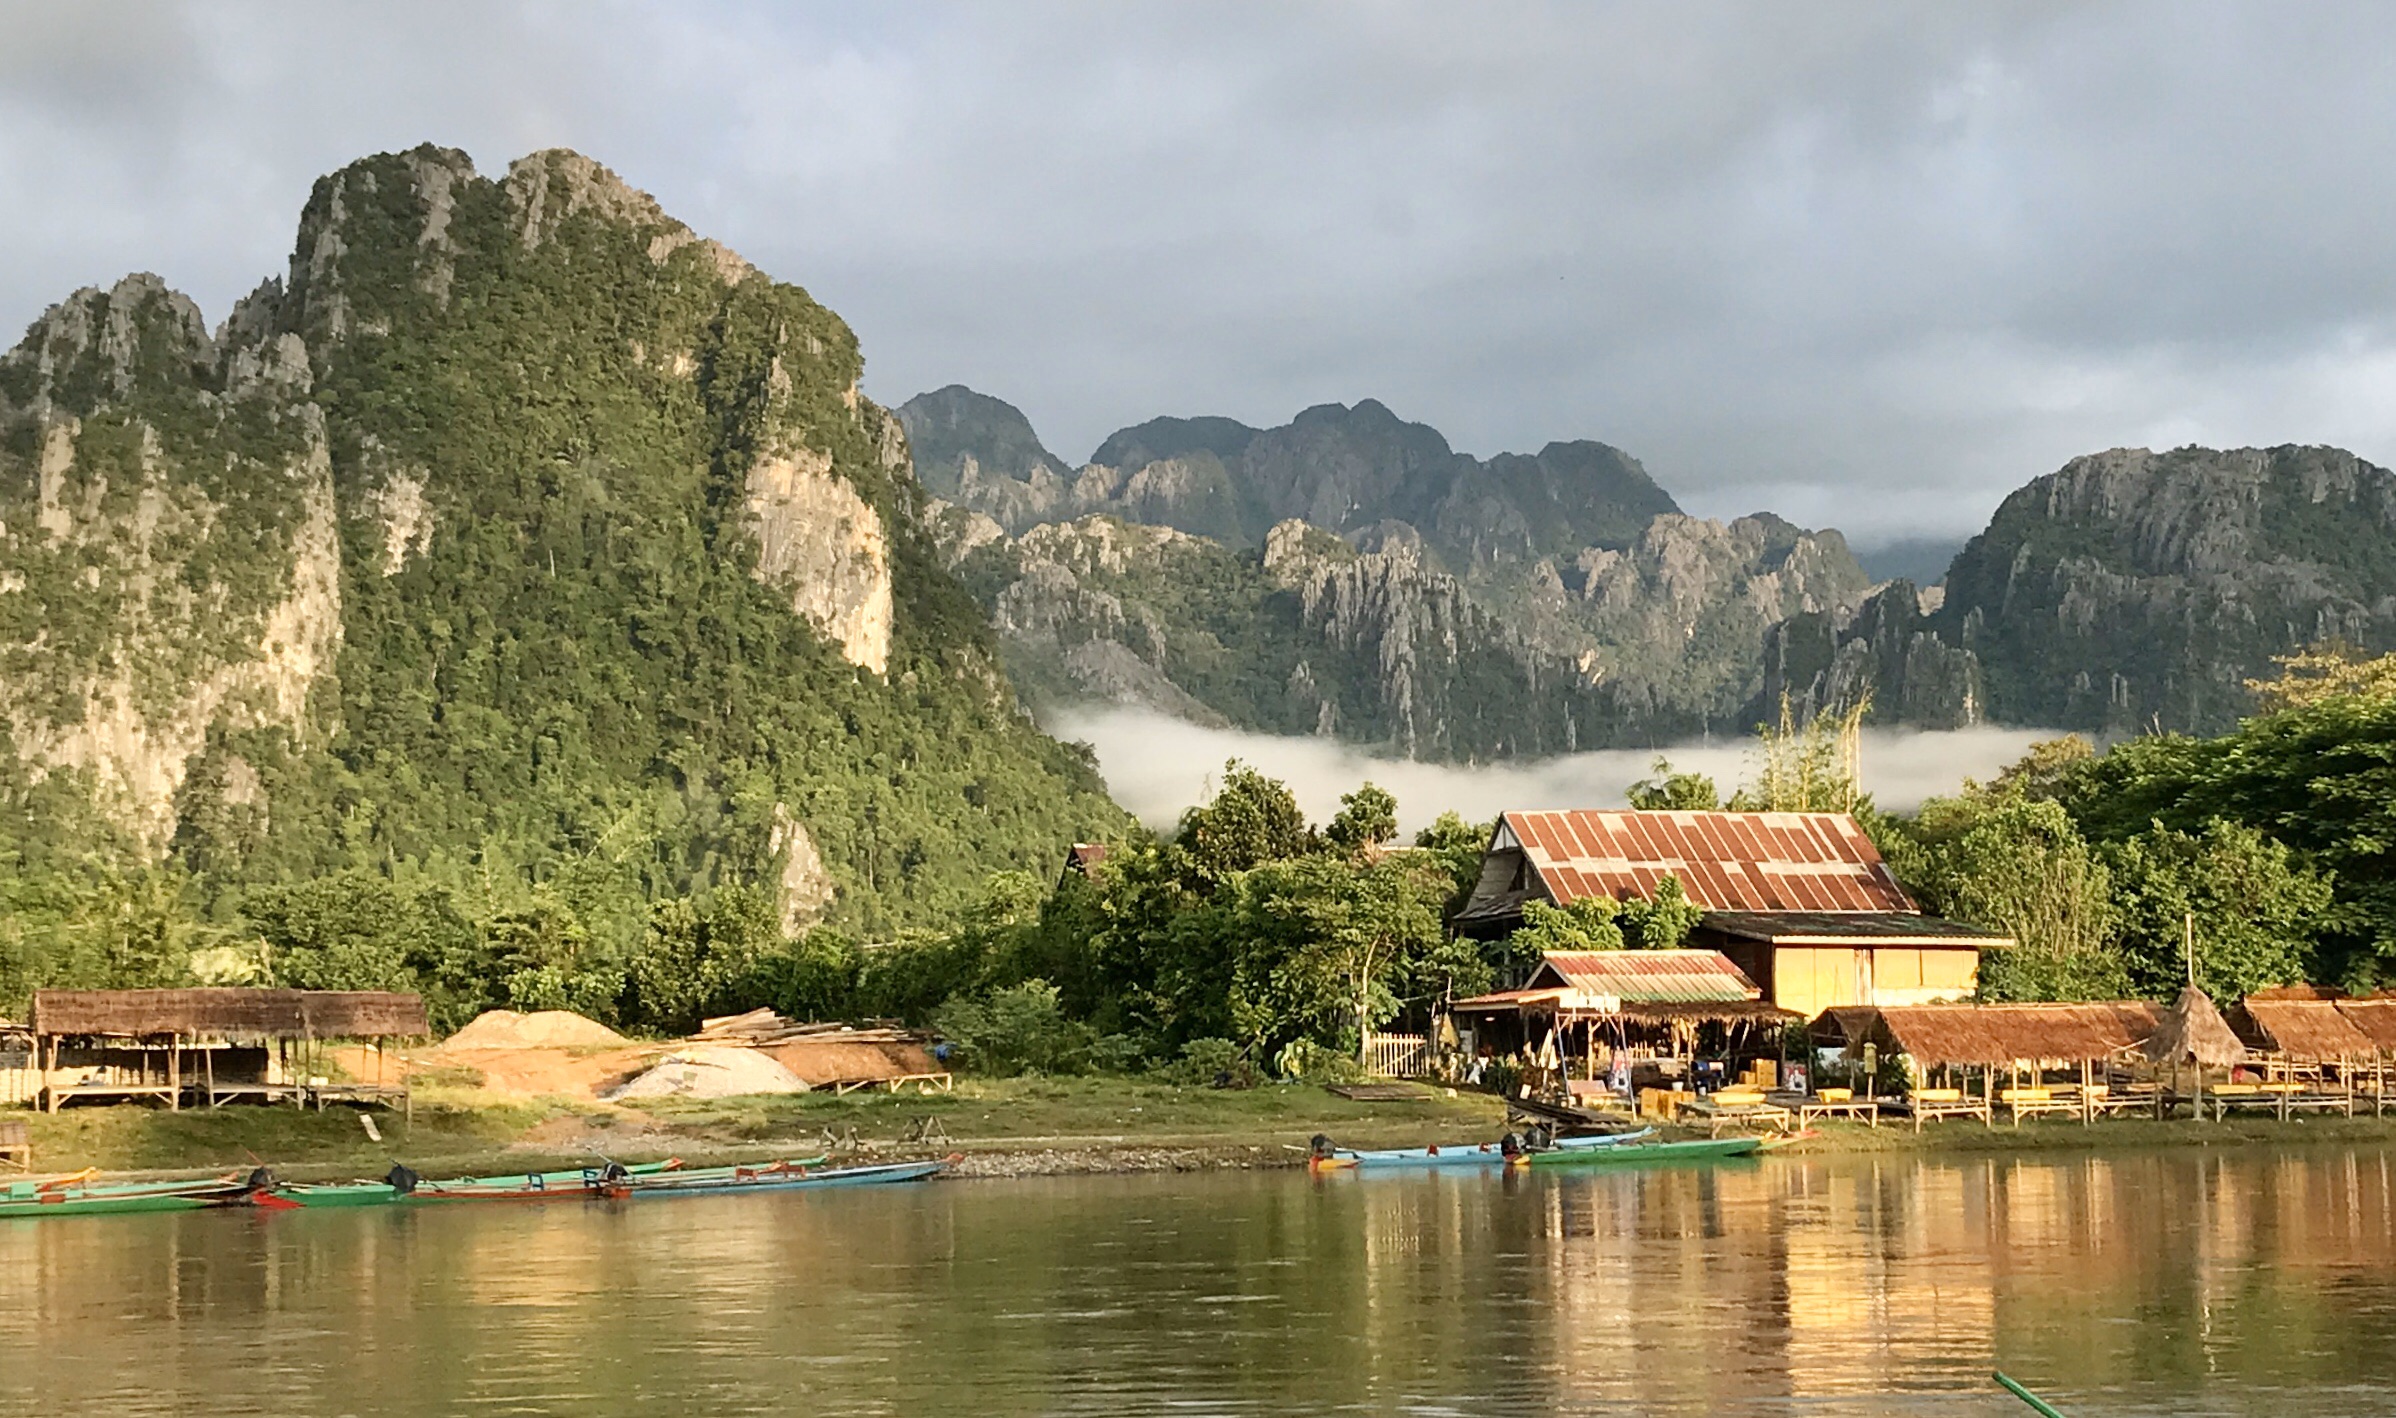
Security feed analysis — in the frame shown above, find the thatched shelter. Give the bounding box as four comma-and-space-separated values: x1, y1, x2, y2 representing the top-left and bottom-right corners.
29, 989, 427, 1113
1845, 1002, 2160, 1069
2334, 998, 2396, 1053
32, 990, 426, 1040
2143, 987, 2246, 1069
2232, 997, 2377, 1062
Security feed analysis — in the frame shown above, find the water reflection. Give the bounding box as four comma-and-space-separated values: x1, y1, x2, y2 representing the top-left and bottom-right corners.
2, 1149, 2395, 1415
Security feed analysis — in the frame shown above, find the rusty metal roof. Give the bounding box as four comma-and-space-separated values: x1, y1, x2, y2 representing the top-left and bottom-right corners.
1498, 810, 1916, 914
1526, 949, 1763, 1004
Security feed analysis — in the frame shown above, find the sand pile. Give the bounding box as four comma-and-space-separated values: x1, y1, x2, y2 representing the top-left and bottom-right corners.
601, 1045, 809, 1101
436, 1010, 628, 1052
767, 1039, 942, 1085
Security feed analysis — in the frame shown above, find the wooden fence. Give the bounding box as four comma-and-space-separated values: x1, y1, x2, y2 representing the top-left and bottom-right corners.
1364, 1032, 1434, 1079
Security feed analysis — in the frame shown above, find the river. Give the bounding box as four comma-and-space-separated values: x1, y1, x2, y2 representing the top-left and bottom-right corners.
4, 1145, 2395, 1415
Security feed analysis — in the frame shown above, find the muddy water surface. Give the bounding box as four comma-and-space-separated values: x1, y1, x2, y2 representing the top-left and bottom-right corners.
3, 1146, 2395, 1415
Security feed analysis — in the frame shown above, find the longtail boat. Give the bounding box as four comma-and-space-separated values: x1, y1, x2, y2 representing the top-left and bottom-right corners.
1523, 1135, 1766, 1167
1310, 1128, 1658, 1171
259, 1159, 691, 1209
606, 1155, 954, 1198
0, 1172, 255, 1220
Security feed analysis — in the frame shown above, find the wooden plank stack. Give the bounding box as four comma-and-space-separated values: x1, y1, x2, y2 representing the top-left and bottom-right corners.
690, 1009, 929, 1047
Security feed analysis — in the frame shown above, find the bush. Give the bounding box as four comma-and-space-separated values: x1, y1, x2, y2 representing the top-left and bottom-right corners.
1161, 1036, 1257, 1088
1271, 1037, 1367, 1084
934, 979, 1104, 1076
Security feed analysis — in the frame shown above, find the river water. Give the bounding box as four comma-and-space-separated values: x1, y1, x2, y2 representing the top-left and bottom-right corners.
4, 1146, 2395, 1416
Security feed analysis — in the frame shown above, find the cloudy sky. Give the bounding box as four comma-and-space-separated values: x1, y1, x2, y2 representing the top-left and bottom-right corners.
4, 2, 2392, 542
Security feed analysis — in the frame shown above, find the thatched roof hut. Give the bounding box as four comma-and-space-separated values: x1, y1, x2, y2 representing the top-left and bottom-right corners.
2333, 999, 2396, 1053
2233, 998, 2378, 1060
2143, 987, 2245, 1068
30, 989, 428, 1040
1840, 1003, 2161, 1068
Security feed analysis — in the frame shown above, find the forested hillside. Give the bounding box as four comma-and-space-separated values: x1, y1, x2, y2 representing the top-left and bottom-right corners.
0, 145, 1124, 1025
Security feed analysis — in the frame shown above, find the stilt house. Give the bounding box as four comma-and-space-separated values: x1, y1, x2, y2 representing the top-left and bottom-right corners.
1451, 810, 2012, 1018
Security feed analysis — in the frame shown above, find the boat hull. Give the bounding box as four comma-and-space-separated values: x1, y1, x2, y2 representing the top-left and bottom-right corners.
0, 1178, 252, 1219
614, 1157, 952, 1197
1314, 1128, 1659, 1170
1524, 1137, 1765, 1167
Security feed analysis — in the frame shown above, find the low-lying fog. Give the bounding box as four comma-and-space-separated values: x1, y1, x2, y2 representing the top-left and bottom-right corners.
1049, 706, 2062, 833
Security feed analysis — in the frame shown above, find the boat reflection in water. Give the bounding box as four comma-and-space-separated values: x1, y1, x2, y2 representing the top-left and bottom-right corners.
4, 1148, 2396, 1414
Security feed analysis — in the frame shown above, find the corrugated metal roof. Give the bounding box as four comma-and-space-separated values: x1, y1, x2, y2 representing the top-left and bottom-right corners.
1501, 810, 1916, 913
1700, 910, 2012, 946
1525, 949, 1763, 1004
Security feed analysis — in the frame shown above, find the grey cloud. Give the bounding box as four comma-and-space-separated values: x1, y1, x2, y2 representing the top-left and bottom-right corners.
3, 2, 2393, 543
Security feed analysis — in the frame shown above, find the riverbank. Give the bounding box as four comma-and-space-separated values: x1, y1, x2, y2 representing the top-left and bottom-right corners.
13, 1079, 2396, 1181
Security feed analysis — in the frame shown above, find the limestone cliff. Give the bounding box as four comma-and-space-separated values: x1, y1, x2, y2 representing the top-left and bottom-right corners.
916, 388, 1872, 754
1763, 445, 2396, 734
0, 274, 338, 851
0, 145, 1122, 936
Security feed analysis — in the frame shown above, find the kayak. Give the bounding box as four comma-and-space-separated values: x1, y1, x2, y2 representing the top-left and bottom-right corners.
1313, 1128, 1658, 1170
1523, 1136, 1766, 1167
608, 1156, 954, 1198
0, 1174, 254, 1220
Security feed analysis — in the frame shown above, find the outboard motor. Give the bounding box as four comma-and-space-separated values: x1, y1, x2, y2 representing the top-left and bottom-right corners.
383, 1164, 420, 1196
600, 1162, 630, 1182
1499, 1131, 1524, 1159
1309, 1133, 1337, 1161
1524, 1124, 1553, 1152
245, 1166, 278, 1193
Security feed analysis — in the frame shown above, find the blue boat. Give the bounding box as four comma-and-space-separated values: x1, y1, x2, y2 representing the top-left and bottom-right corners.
609, 1156, 954, 1197
1312, 1128, 1656, 1171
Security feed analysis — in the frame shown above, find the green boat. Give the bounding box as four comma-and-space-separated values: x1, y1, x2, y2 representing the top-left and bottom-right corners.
0, 1174, 254, 1219
266, 1158, 692, 1209
1523, 1136, 1767, 1167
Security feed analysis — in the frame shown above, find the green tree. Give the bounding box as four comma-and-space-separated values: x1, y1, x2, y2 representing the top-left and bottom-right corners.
1509, 896, 1629, 954
623, 886, 783, 1034
1896, 793, 2127, 1001
932, 979, 1102, 1076
1173, 760, 1314, 885
2106, 820, 2330, 999
1325, 782, 1400, 856
1620, 875, 1705, 949
1628, 757, 1722, 811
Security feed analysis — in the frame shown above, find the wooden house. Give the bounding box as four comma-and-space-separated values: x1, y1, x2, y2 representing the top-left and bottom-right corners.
1450, 809, 2012, 1017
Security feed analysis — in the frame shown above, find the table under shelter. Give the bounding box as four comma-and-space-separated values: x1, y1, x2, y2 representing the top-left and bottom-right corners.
1450, 949, 1799, 1107
1825, 1001, 2164, 1126
30, 989, 428, 1114
2226, 993, 2383, 1114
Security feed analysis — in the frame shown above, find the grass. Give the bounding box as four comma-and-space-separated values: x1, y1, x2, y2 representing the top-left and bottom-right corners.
15, 1079, 2396, 1182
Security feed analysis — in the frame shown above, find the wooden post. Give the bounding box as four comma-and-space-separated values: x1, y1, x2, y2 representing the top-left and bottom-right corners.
204, 1045, 216, 1109
168, 1034, 180, 1111
41, 1035, 55, 1115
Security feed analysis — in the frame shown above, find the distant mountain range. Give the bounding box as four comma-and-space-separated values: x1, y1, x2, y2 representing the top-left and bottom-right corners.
901, 388, 2396, 750
902, 388, 1870, 757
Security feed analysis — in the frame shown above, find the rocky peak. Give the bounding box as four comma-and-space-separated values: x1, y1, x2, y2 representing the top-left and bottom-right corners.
0, 274, 215, 416
1781, 443, 2396, 735
896, 385, 1072, 499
